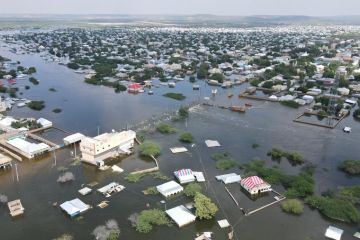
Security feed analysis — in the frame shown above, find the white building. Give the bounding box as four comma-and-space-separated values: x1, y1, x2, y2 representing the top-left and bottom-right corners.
216, 173, 241, 184
240, 176, 272, 195
165, 205, 196, 227
174, 169, 195, 184
80, 130, 136, 165
63, 133, 85, 145
156, 180, 183, 198
7, 137, 50, 159
325, 226, 343, 240
36, 118, 52, 128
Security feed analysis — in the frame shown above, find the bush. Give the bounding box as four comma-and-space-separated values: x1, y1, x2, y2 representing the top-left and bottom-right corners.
139, 141, 161, 157
216, 160, 238, 170
163, 92, 186, 100
340, 186, 360, 204
281, 199, 304, 215
27, 100, 45, 110
194, 193, 218, 220
156, 123, 176, 134
135, 209, 170, 233
184, 183, 202, 197
125, 173, 147, 183
143, 186, 159, 195
179, 132, 193, 143
281, 100, 299, 108
267, 148, 305, 166
305, 196, 360, 223
178, 106, 189, 118
29, 77, 39, 85
339, 160, 360, 175
52, 108, 62, 113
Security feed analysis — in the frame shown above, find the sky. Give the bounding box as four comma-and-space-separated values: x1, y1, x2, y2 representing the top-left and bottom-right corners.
0, 0, 360, 16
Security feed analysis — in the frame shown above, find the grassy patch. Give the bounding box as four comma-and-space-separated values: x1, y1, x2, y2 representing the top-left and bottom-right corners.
216, 160, 238, 170
281, 199, 304, 215
156, 123, 176, 134
139, 141, 161, 157
134, 209, 171, 233
52, 108, 62, 113
339, 160, 360, 175
27, 100, 45, 110
179, 132, 194, 143
29, 77, 39, 85
267, 148, 305, 166
163, 92, 186, 100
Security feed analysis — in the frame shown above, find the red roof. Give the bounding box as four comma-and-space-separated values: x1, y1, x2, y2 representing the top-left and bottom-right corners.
128, 83, 143, 89
240, 176, 268, 190
174, 169, 193, 177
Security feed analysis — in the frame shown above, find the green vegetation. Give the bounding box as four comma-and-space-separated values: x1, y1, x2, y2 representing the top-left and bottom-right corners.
156, 123, 176, 134
163, 92, 186, 100
280, 100, 299, 108
216, 160, 238, 170
339, 160, 360, 175
184, 183, 202, 197
178, 106, 189, 119
305, 196, 360, 223
242, 160, 314, 198
267, 148, 305, 166
29, 77, 39, 85
25, 85, 30, 90
210, 73, 225, 83
125, 173, 147, 183
194, 193, 218, 220
49, 88, 57, 92
52, 108, 62, 113
211, 152, 231, 161
114, 83, 127, 93
134, 209, 171, 233
11, 120, 42, 130
27, 100, 45, 111
340, 186, 360, 204
197, 63, 209, 79
143, 186, 159, 195
27, 67, 37, 74
67, 62, 80, 70
252, 143, 259, 149
178, 132, 194, 143
281, 199, 304, 215
139, 141, 161, 157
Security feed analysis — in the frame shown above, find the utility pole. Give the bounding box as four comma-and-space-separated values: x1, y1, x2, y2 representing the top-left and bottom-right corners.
97, 126, 100, 136
53, 150, 57, 166
14, 163, 19, 182
74, 143, 77, 158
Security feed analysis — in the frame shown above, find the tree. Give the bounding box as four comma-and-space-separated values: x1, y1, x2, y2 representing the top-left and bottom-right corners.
197, 63, 209, 79
184, 183, 202, 197
139, 141, 161, 157
194, 193, 218, 220
134, 209, 170, 233
210, 73, 224, 83
281, 199, 304, 215
178, 106, 189, 119
179, 132, 193, 143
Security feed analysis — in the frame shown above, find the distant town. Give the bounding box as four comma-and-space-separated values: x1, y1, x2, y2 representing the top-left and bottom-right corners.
0, 17, 359, 240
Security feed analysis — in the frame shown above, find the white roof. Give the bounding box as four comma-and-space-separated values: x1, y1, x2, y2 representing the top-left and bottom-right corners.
97, 182, 122, 194
157, 181, 183, 195
7, 138, 50, 155
63, 133, 85, 145
218, 219, 230, 228
170, 147, 188, 153
0, 117, 16, 127
216, 173, 239, 181
325, 226, 344, 240
205, 140, 221, 148
193, 171, 205, 182
166, 205, 196, 227
36, 118, 52, 127
60, 198, 89, 216
78, 187, 92, 196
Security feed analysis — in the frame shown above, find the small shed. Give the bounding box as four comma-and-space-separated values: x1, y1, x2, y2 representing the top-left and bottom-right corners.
170, 147, 188, 154
166, 205, 196, 227
156, 180, 183, 197
325, 226, 344, 240
205, 140, 220, 148
174, 169, 195, 184
193, 171, 205, 182
78, 187, 92, 196
8, 199, 24, 217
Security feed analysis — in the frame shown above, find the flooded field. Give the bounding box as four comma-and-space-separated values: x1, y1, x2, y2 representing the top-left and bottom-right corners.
0, 40, 359, 240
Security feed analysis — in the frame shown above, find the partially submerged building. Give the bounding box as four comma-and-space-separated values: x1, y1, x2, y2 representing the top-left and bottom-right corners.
7, 137, 51, 159
174, 169, 196, 184
240, 176, 271, 195
80, 130, 136, 166
60, 198, 90, 218
156, 180, 183, 198
165, 205, 196, 227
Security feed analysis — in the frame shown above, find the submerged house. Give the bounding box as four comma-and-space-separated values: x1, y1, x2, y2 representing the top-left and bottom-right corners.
60, 198, 90, 218
174, 169, 195, 184
240, 176, 271, 195
80, 130, 136, 166
156, 180, 183, 198
165, 205, 196, 227
7, 137, 50, 159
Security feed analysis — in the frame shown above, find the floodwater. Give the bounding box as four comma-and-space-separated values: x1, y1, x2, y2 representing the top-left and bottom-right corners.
0, 38, 359, 240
